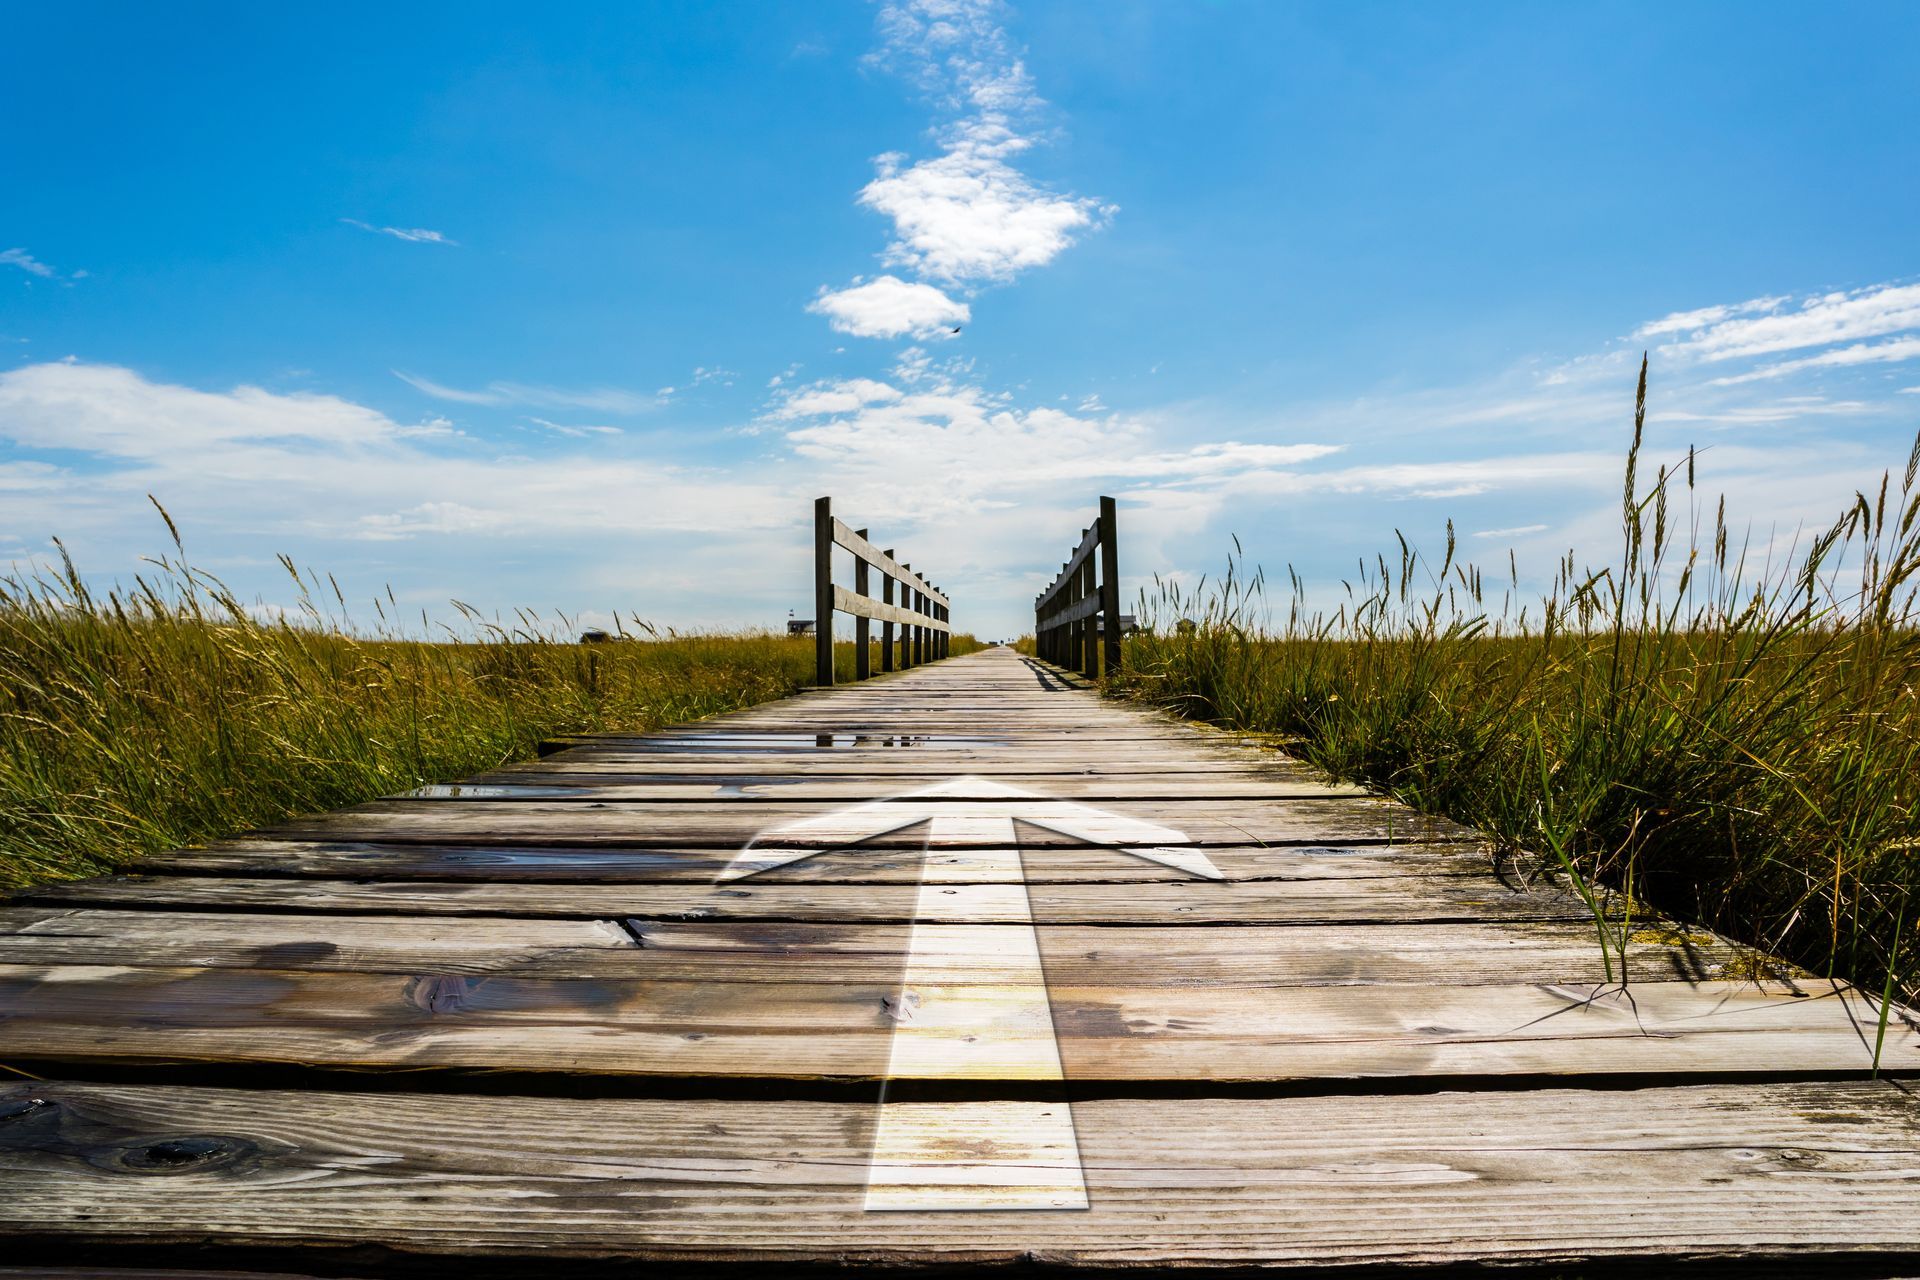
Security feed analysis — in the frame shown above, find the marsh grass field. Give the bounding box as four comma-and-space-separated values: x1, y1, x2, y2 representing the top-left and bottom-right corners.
1112, 362, 1920, 1015
0, 524, 980, 888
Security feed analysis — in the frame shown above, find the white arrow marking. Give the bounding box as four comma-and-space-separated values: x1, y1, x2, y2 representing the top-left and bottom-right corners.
719, 777, 1222, 1212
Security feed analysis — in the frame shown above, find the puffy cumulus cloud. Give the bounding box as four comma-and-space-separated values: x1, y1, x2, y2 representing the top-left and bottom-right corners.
808, 276, 970, 339
810, 0, 1112, 340
772, 377, 905, 419
859, 121, 1113, 286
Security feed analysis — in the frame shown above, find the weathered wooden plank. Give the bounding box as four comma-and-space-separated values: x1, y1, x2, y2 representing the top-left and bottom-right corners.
515, 754, 1311, 776
829, 518, 946, 606
0, 910, 1759, 987
258, 797, 1477, 847
0, 909, 635, 973
0, 962, 1906, 1080
120, 839, 1501, 884
5, 1080, 1920, 1269
408, 774, 1369, 800
832, 585, 952, 632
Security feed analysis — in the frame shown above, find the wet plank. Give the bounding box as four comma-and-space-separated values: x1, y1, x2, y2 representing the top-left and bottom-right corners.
0, 912, 1751, 986
5, 1080, 1920, 1269
0, 961, 1907, 1081
5, 645, 1918, 1273
258, 796, 1477, 847
397, 774, 1369, 800
116, 839, 1502, 884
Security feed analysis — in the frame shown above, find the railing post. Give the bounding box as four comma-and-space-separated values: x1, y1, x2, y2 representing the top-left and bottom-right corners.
1081, 544, 1098, 679
1098, 495, 1121, 678
881, 552, 896, 674
813, 496, 834, 687
853, 527, 871, 681
901, 566, 915, 668
1073, 536, 1088, 676
913, 587, 925, 665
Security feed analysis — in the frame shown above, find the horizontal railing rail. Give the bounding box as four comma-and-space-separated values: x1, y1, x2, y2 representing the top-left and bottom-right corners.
814, 496, 950, 686
1035, 495, 1120, 679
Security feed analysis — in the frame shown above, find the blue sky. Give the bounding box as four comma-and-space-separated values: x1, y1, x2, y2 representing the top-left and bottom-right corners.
4, 1, 1918, 639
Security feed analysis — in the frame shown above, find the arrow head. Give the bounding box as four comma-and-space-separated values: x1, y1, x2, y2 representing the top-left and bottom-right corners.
719, 777, 1224, 881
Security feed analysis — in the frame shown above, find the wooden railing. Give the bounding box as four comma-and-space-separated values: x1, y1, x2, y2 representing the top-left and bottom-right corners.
1035, 495, 1121, 679
812, 496, 950, 686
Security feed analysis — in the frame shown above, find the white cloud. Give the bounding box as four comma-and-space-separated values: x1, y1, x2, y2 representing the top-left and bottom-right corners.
1705, 336, 1920, 385
809, 275, 970, 339
807, 0, 1110, 333
773, 377, 904, 418
1, 248, 56, 279
859, 120, 1112, 285
527, 417, 622, 438
1648, 281, 1920, 362
341, 219, 456, 246
393, 370, 660, 414
1473, 524, 1549, 539
771, 374, 1345, 526
0, 361, 412, 457
0, 362, 788, 548
1635, 295, 1787, 338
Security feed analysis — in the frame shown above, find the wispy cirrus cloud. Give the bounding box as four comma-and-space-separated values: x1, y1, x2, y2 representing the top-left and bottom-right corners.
393, 370, 660, 414
2, 247, 85, 284
1, 248, 56, 279
1706, 336, 1920, 386
1643, 280, 1920, 363
341, 218, 457, 246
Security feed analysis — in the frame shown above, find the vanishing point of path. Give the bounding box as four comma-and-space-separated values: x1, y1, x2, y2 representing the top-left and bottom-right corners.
2, 646, 1918, 1275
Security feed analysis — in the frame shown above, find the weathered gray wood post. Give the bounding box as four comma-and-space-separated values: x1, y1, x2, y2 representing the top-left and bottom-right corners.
813, 496, 834, 687
880, 548, 896, 673
1035, 496, 1123, 679
1098, 494, 1121, 678
901, 567, 914, 669
853, 527, 871, 681
1080, 542, 1098, 678
913, 587, 925, 665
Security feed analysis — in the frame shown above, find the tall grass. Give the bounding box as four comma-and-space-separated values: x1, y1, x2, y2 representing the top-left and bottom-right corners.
1121, 358, 1920, 1007
1, 523, 980, 889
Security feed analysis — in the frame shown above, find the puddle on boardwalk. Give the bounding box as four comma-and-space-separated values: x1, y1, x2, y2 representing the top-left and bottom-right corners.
632, 733, 1008, 751
404, 784, 576, 798
407, 779, 813, 798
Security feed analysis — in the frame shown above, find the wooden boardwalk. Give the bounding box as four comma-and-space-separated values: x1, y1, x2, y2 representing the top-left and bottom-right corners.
3, 646, 1919, 1275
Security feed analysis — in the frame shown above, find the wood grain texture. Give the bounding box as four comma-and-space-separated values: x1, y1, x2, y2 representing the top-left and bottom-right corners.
114, 839, 1505, 885
5, 646, 1918, 1272
0, 911, 1758, 986
0, 962, 1907, 1081
5, 1080, 1920, 1268
254, 796, 1477, 847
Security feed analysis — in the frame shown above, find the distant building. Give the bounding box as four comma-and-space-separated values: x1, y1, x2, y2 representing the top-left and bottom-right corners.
787, 618, 816, 636
1095, 614, 1140, 636
578, 627, 613, 644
